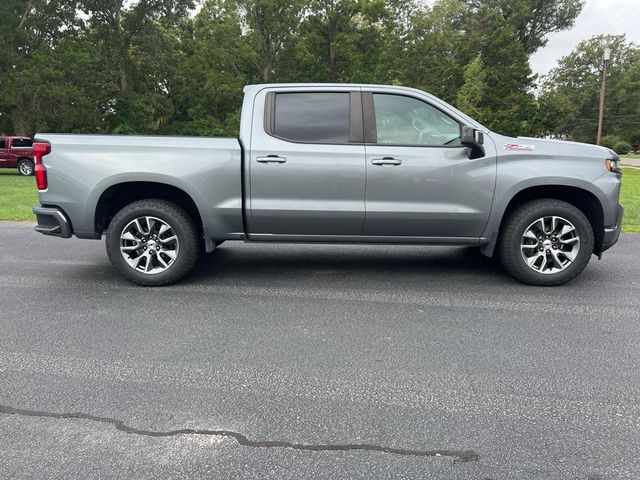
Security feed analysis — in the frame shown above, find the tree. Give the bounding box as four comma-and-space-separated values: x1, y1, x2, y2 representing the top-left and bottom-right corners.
236, 0, 304, 82
401, 0, 468, 103
165, 0, 254, 136
76, 0, 195, 133
278, 0, 410, 84
539, 36, 640, 143
456, 54, 486, 120
455, 6, 537, 135
0, 0, 593, 138
0, 0, 80, 135
462, 0, 584, 54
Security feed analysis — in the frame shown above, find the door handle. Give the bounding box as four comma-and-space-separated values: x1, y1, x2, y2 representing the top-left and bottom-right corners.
371, 157, 402, 166
256, 155, 287, 164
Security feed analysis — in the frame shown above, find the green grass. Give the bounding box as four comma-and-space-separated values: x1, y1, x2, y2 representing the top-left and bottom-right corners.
621, 166, 640, 232
0, 165, 638, 232
0, 169, 38, 221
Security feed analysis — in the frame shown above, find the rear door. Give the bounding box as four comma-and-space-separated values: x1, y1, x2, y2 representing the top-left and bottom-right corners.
362, 91, 496, 238
247, 88, 366, 236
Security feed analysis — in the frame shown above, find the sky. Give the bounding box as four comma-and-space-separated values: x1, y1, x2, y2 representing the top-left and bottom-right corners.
529, 0, 640, 77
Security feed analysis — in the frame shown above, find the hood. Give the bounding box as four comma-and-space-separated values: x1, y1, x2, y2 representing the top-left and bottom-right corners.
490, 133, 617, 160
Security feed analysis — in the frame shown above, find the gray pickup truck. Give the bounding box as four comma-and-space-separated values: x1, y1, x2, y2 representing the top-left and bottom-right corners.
32, 83, 623, 286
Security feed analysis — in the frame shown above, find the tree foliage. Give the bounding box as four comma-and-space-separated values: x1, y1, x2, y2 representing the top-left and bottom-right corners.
462, 0, 584, 54
539, 36, 640, 144
0, 0, 593, 140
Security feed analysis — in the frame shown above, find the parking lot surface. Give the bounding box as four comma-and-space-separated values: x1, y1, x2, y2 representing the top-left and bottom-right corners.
1, 222, 639, 479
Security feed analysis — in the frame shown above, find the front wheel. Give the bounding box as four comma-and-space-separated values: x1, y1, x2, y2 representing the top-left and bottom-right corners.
17, 159, 34, 176
498, 199, 594, 286
105, 199, 200, 286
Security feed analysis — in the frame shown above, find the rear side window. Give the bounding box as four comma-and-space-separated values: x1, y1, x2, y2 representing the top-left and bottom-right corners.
0, 139, 5, 149
11, 138, 33, 148
273, 93, 350, 144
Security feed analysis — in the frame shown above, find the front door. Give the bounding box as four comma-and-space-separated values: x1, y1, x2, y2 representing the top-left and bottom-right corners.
362, 91, 496, 238
248, 89, 366, 236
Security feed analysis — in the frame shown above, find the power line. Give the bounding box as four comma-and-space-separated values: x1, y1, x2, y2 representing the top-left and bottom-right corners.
604, 3, 640, 30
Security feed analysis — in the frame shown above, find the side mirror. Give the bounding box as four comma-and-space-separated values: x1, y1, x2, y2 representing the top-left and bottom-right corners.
461, 126, 485, 159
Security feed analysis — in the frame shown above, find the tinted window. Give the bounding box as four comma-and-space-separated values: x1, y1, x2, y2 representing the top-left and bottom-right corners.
373, 94, 461, 146
11, 138, 33, 148
0, 139, 5, 149
274, 93, 350, 143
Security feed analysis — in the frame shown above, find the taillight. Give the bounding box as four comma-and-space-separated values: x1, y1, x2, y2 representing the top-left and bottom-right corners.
33, 142, 51, 190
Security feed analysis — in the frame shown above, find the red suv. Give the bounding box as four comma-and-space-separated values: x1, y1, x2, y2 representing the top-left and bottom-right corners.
0, 136, 36, 175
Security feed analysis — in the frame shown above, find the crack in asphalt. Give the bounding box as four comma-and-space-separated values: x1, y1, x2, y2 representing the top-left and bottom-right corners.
0, 404, 480, 462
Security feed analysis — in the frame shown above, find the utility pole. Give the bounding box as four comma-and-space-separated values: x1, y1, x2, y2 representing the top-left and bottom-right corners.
596, 35, 611, 145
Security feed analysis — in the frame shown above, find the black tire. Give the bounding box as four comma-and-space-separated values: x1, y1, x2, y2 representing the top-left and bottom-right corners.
105, 199, 200, 286
498, 199, 594, 286
17, 159, 34, 176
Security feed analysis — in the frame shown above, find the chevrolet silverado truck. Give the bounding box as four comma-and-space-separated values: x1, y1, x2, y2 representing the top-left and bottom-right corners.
32, 83, 623, 286
0, 136, 36, 175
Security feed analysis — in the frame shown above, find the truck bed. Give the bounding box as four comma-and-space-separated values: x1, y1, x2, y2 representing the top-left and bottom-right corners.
35, 134, 244, 241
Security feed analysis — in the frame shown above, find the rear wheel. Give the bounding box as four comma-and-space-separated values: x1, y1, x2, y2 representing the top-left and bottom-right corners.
17, 159, 34, 176
106, 199, 199, 286
498, 199, 594, 286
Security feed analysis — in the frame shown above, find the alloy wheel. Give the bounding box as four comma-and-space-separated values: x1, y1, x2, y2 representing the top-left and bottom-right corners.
520, 215, 580, 274
19, 162, 33, 175
119, 216, 179, 274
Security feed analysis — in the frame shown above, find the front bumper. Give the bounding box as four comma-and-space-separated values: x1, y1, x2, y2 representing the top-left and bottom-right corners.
601, 203, 624, 253
33, 206, 72, 238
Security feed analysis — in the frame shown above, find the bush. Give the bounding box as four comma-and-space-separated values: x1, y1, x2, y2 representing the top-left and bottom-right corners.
600, 135, 622, 150
613, 141, 633, 155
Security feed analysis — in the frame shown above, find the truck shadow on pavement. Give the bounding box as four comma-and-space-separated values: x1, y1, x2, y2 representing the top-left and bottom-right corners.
187, 244, 507, 285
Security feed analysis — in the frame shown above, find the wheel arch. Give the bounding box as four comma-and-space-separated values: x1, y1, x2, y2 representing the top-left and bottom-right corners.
482, 183, 605, 257
93, 180, 206, 244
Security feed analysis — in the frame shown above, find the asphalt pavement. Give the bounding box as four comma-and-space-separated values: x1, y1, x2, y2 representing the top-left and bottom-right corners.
1, 221, 639, 479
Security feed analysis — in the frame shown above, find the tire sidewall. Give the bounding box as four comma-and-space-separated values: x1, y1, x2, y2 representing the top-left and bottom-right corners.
106, 202, 197, 286
502, 202, 594, 285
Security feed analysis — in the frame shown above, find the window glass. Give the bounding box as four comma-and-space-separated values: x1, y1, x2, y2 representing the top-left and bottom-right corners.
0, 139, 5, 149
274, 93, 350, 143
11, 138, 33, 148
373, 94, 461, 146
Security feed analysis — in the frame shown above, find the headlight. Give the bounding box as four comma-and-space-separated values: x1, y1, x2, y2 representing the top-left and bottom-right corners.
605, 158, 621, 174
